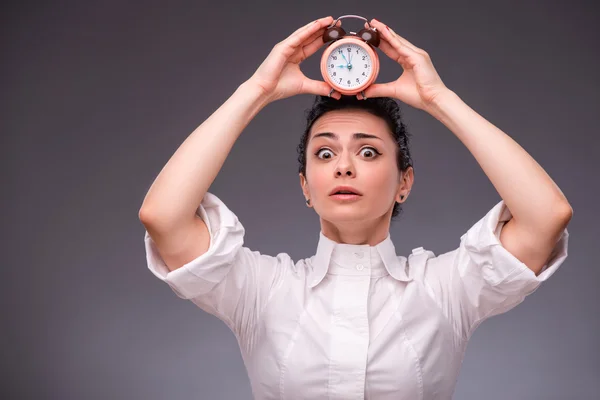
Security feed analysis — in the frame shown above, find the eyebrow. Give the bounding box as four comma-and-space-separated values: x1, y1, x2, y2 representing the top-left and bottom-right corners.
310, 132, 384, 142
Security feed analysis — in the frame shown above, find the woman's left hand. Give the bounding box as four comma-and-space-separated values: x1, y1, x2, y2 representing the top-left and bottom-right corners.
359, 19, 450, 111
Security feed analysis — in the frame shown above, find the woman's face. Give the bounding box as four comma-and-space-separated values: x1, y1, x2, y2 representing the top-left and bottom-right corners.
300, 109, 413, 226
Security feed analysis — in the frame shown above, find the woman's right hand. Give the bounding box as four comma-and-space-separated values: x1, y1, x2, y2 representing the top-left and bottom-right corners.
247, 16, 343, 103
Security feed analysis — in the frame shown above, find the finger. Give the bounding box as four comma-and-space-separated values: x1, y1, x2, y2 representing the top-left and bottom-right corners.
361, 83, 396, 99
373, 19, 418, 53
285, 16, 334, 50
292, 19, 342, 63
301, 18, 341, 48
365, 22, 400, 61
361, 22, 403, 63
303, 28, 327, 50
289, 16, 327, 37
300, 30, 327, 60
369, 20, 421, 66
370, 19, 421, 52
378, 38, 409, 65
300, 77, 341, 99
376, 32, 417, 68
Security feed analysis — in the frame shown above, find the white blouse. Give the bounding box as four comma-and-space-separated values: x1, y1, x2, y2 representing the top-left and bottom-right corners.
144, 192, 569, 400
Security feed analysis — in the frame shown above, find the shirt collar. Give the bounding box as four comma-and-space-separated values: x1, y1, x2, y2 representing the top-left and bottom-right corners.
308, 231, 412, 288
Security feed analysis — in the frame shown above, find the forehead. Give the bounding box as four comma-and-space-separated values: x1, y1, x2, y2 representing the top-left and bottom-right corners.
309, 109, 389, 142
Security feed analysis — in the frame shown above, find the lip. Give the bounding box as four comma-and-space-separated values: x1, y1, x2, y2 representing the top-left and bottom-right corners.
329, 185, 363, 196
330, 193, 362, 202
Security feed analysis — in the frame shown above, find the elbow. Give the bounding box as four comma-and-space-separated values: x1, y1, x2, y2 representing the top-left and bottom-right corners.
138, 207, 150, 222
557, 201, 573, 222
139, 206, 158, 224
549, 202, 573, 238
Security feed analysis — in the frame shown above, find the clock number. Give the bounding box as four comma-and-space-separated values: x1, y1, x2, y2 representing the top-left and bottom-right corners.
330, 64, 334, 68
364, 64, 368, 68
347, 48, 351, 52
333, 72, 336, 76
362, 56, 366, 60
356, 78, 360, 83
339, 78, 342, 83
332, 55, 337, 60
347, 80, 351, 85
362, 72, 366, 76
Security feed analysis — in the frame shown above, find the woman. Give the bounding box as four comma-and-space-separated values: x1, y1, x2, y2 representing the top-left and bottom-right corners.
139, 16, 572, 399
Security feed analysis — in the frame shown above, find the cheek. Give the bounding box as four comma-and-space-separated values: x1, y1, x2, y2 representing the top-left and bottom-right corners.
366, 162, 398, 189
311, 173, 330, 196
305, 161, 328, 195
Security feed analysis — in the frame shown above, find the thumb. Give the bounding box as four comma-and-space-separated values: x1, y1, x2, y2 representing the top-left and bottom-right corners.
362, 83, 395, 99
300, 78, 341, 99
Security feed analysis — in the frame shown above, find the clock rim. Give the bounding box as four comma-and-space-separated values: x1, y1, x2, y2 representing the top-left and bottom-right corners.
320, 37, 380, 95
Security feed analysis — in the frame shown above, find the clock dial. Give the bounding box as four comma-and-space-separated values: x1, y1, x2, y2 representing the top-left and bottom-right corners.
326, 43, 372, 89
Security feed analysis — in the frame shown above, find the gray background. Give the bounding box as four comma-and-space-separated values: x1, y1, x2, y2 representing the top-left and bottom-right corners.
3, 0, 599, 399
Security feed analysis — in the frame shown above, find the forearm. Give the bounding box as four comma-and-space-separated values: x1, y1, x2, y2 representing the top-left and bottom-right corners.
427, 90, 572, 229
139, 80, 270, 228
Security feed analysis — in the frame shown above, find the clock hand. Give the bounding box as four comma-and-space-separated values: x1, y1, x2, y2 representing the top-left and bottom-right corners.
337, 64, 346, 68
341, 53, 349, 65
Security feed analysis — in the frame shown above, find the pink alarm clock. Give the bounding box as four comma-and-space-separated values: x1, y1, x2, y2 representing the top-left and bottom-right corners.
320, 15, 381, 98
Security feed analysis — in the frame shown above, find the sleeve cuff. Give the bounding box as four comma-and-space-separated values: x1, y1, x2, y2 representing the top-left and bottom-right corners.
460, 200, 569, 287
144, 192, 245, 299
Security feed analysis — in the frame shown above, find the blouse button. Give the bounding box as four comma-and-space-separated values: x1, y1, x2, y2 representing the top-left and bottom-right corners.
356, 264, 364, 271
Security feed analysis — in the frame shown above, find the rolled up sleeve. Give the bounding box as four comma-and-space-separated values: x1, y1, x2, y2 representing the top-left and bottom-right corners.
144, 192, 290, 338
426, 200, 569, 339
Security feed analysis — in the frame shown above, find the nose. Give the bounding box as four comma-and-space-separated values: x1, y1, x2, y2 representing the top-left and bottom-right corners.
335, 164, 354, 177
334, 151, 355, 177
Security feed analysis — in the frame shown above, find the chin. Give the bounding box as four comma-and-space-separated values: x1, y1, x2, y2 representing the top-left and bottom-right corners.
324, 208, 370, 223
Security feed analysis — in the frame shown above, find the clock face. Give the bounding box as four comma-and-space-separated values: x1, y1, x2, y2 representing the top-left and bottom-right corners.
326, 42, 373, 89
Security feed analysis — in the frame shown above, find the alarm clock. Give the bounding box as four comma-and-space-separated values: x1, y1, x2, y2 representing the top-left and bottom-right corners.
320, 15, 381, 98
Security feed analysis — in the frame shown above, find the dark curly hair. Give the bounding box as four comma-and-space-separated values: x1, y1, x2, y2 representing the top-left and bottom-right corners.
297, 95, 414, 221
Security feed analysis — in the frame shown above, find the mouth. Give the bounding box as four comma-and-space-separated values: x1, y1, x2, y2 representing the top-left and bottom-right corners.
329, 187, 363, 196
330, 193, 362, 201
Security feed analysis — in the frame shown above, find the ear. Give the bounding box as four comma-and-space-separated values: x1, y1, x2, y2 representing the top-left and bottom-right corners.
299, 173, 309, 198
396, 167, 414, 202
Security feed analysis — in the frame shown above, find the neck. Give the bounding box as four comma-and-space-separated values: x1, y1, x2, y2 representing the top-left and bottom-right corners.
320, 211, 391, 245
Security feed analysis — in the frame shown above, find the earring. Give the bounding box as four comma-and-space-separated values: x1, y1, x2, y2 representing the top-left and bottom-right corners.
400, 195, 404, 200
306, 199, 311, 206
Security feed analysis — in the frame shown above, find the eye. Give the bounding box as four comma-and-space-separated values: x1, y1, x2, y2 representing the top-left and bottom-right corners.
359, 146, 381, 158
315, 148, 334, 159
314, 146, 381, 160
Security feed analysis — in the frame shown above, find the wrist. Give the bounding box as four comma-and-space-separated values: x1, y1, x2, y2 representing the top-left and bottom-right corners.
223, 80, 272, 123
425, 89, 461, 120
238, 79, 273, 108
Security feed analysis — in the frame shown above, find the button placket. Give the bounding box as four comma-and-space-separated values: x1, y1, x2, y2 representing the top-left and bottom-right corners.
354, 251, 366, 271
329, 264, 370, 399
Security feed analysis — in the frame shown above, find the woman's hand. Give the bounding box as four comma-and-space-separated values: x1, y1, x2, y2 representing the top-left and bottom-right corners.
359, 19, 451, 111
247, 16, 343, 104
